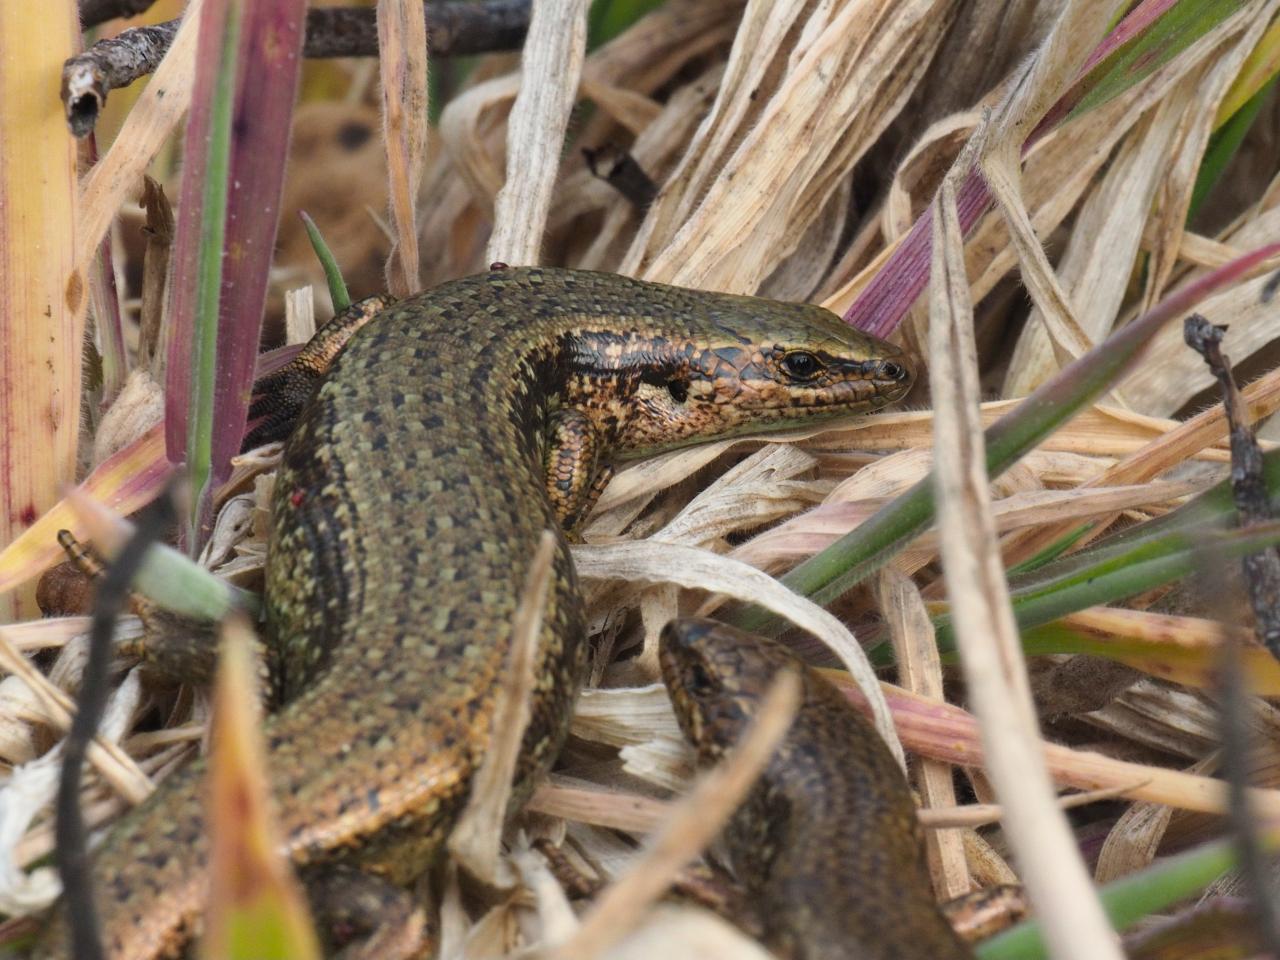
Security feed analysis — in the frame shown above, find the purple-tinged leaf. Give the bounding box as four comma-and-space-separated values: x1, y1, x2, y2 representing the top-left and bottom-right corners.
165, 0, 306, 549
208, 1, 307, 494
846, 169, 989, 338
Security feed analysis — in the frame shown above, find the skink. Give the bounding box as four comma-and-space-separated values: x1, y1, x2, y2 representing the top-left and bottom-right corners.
660, 618, 973, 960
35, 267, 912, 958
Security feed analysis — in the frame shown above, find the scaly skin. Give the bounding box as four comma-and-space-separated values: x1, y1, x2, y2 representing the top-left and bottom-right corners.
34, 267, 912, 958
660, 618, 973, 960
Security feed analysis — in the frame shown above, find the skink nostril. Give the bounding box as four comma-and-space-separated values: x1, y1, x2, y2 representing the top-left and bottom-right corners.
881, 360, 909, 381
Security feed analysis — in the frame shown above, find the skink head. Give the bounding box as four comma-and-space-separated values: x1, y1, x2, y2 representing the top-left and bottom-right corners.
613, 291, 914, 457
659, 617, 800, 764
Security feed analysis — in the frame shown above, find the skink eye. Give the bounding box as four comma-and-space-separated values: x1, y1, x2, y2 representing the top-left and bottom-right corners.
781, 351, 822, 381
880, 360, 909, 382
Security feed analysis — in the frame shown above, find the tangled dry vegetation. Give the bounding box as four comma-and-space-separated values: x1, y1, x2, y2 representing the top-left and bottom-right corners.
2, 0, 1280, 957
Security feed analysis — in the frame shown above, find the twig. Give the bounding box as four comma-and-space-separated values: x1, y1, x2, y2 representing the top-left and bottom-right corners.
1216, 596, 1280, 960
63, 1, 531, 137
63, 19, 178, 138
54, 487, 177, 960
304, 1, 529, 58
1183, 314, 1280, 656
79, 0, 160, 29
1185, 312, 1280, 960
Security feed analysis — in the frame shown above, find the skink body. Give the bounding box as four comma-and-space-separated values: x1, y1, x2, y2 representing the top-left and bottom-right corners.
661, 618, 973, 960
34, 267, 912, 958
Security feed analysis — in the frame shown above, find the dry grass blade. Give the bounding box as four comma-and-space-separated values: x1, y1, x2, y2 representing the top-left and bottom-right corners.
486, 0, 589, 265
928, 178, 1121, 958
548, 668, 800, 960
377, 0, 428, 295
1005, 0, 1278, 396
1095, 755, 1216, 884
877, 567, 969, 898
829, 673, 1280, 818
527, 780, 669, 834
1122, 258, 1280, 415
591, 905, 773, 960
631, 0, 955, 292
448, 529, 555, 885
0, 629, 151, 806
0, 669, 144, 916
978, 0, 1122, 376
0, 426, 173, 599
978, 0, 1129, 381
1001, 360, 1280, 566
918, 783, 1145, 829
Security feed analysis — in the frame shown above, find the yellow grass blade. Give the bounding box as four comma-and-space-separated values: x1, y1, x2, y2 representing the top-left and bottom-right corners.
203, 614, 321, 960
0, 425, 172, 597
0, 2, 81, 620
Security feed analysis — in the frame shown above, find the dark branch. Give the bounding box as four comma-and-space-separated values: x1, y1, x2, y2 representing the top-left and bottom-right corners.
63, 19, 177, 138
64, 1, 531, 138
304, 1, 530, 59
79, 0, 160, 29
1186, 312, 1280, 960
1183, 313, 1280, 655
55, 490, 177, 960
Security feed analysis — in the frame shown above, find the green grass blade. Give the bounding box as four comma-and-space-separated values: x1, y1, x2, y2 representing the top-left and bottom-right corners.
1068, 0, 1245, 121
933, 521, 1280, 650
165, 0, 241, 551
1038, 445, 1280, 569
134, 542, 259, 621
1189, 75, 1277, 219
976, 837, 1247, 960
299, 212, 350, 312
186, 5, 239, 550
